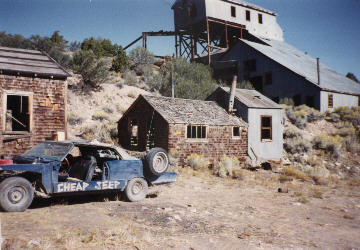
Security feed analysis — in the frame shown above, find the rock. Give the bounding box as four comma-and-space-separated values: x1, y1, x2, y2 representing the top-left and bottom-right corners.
28, 240, 40, 247
278, 188, 289, 193
173, 214, 182, 221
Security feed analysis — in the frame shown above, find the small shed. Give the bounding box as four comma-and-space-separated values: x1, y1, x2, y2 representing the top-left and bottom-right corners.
0, 46, 69, 157
118, 95, 248, 162
208, 87, 283, 161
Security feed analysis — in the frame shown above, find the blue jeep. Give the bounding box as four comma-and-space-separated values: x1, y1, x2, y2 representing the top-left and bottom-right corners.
0, 141, 177, 212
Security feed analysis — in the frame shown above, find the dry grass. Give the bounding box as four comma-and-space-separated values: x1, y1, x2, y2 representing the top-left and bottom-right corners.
281, 166, 310, 181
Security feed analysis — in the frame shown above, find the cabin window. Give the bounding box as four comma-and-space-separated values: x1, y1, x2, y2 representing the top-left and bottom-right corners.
129, 119, 138, 146
187, 125, 206, 139
3, 92, 32, 133
328, 94, 333, 108
258, 14, 263, 24
246, 10, 251, 21
231, 6, 236, 17
233, 127, 240, 137
261, 116, 272, 141
244, 59, 256, 72
265, 72, 272, 85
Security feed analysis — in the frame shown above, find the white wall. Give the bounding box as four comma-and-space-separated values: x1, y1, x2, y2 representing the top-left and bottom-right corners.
320, 91, 359, 113
248, 108, 283, 160
205, 0, 283, 41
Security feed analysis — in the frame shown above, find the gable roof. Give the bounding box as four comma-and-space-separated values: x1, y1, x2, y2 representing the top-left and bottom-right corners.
220, 87, 282, 109
0, 46, 69, 79
141, 95, 247, 127
238, 38, 360, 96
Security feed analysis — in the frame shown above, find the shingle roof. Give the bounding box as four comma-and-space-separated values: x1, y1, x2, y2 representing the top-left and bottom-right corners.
221, 87, 282, 109
0, 46, 69, 79
239, 38, 360, 96
142, 95, 247, 126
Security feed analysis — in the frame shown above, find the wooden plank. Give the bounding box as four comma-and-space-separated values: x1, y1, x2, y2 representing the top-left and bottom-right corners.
0, 62, 67, 76
0, 57, 58, 68
0, 51, 49, 61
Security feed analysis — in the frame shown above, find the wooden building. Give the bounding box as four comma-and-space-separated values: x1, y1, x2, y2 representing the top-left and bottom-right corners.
0, 46, 69, 157
118, 95, 248, 162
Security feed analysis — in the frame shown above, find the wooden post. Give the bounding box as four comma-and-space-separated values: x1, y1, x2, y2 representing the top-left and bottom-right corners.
225, 23, 229, 48
206, 18, 211, 65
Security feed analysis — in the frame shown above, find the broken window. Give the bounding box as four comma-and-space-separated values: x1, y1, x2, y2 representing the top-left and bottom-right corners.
328, 94, 333, 108
129, 119, 138, 146
246, 10, 251, 21
244, 59, 256, 72
187, 125, 206, 139
261, 116, 272, 141
258, 14, 263, 24
233, 127, 240, 137
4, 94, 31, 132
265, 72, 272, 85
231, 6, 236, 17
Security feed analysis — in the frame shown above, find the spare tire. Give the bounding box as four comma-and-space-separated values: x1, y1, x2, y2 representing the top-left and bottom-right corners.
144, 148, 169, 176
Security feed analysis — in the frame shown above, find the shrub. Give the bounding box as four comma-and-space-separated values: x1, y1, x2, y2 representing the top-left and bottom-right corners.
92, 110, 111, 121
343, 137, 360, 153
156, 58, 218, 100
103, 107, 114, 114
67, 111, 84, 126
312, 135, 342, 157
284, 137, 311, 154
285, 105, 323, 128
184, 154, 209, 171
239, 80, 255, 90
123, 70, 138, 86
213, 155, 241, 178
111, 47, 129, 73
337, 127, 356, 137
98, 124, 118, 143
81, 126, 97, 141
328, 106, 360, 129
281, 166, 309, 181
283, 127, 302, 139
71, 50, 110, 88
279, 97, 295, 106
81, 37, 118, 57
129, 47, 154, 66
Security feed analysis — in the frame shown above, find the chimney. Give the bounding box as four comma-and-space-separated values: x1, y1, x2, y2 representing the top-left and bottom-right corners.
228, 75, 237, 113
317, 58, 320, 85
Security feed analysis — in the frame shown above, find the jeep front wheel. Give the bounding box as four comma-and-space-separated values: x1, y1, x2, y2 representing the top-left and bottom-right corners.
0, 177, 34, 212
125, 178, 148, 202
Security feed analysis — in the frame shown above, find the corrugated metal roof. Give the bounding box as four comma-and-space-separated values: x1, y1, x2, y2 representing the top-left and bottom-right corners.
239, 38, 360, 95
142, 95, 247, 126
221, 87, 282, 109
0, 46, 69, 78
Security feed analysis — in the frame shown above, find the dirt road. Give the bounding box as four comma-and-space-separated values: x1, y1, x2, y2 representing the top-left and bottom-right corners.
1, 169, 359, 249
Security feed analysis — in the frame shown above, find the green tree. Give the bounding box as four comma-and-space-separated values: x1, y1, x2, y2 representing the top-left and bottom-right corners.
150, 58, 218, 100
129, 47, 154, 66
81, 37, 118, 57
71, 50, 110, 88
50, 30, 67, 50
111, 47, 129, 73
346, 72, 359, 83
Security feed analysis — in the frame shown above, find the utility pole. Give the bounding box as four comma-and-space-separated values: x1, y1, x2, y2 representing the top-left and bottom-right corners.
171, 54, 175, 98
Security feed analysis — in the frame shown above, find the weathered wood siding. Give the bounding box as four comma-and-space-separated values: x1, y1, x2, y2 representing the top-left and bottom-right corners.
0, 74, 66, 157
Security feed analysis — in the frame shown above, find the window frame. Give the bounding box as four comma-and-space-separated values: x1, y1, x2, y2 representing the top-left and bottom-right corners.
2, 90, 33, 134
246, 10, 251, 21
260, 115, 272, 142
231, 6, 236, 17
328, 94, 333, 108
232, 126, 241, 139
186, 124, 207, 140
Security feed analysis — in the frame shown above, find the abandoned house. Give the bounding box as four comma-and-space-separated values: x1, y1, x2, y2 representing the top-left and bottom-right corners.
207, 86, 283, 161
0, 46, 69, 157
118, 95, 248, 162
171, 0, 360, 112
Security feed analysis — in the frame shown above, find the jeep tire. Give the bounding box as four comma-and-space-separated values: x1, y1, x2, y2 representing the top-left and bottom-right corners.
145, 148, 169, 177
0, 177, 34, 212
125, 178, 148, 202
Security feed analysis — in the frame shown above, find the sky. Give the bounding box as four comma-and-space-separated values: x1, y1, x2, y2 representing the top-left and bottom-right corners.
1, 0, 359, 78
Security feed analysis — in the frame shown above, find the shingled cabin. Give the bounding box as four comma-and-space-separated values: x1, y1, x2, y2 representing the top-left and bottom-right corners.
118, 95, 248, 162
0, 46, 69, 157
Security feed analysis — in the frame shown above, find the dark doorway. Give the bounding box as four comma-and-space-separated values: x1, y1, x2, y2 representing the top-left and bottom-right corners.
250, 76, 263, 93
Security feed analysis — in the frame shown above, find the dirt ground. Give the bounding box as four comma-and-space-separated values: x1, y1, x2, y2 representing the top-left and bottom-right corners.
1, 168, 360, 250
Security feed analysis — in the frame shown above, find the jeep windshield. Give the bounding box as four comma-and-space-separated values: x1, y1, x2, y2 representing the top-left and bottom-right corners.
20, 142, 73, 162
